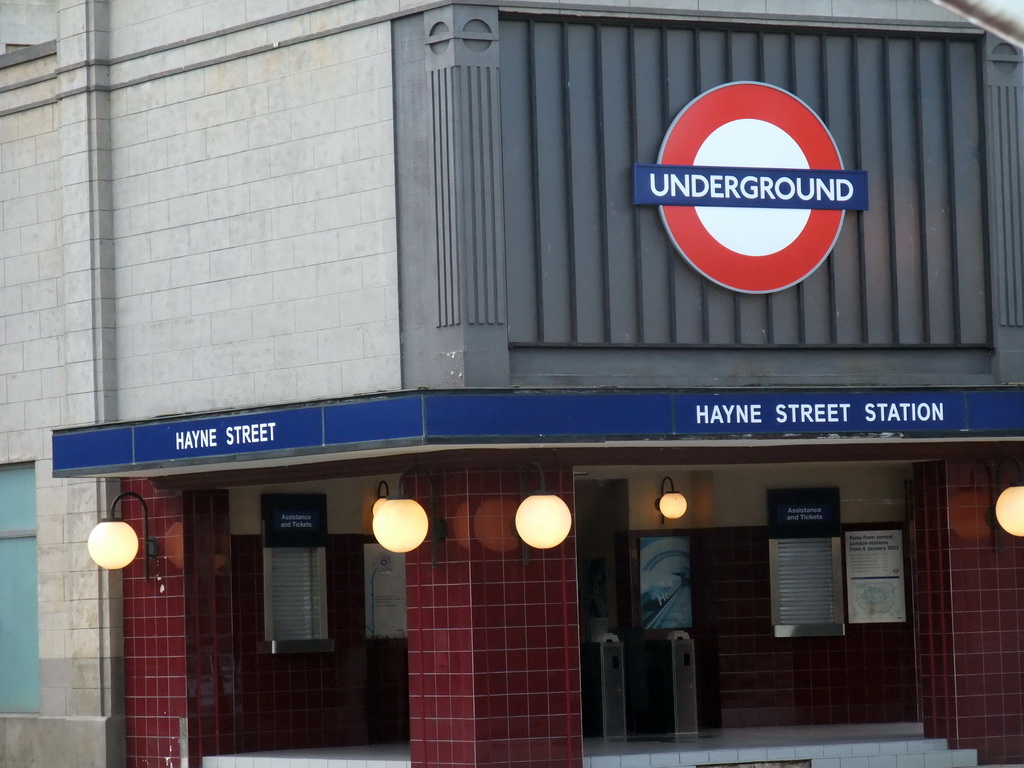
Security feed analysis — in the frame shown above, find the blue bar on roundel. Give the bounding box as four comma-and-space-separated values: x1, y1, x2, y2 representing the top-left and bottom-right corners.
633, 164, 869, 211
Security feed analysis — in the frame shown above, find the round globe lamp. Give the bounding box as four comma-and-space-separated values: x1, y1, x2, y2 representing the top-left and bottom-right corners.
373, 497, 430, 553
87, 491, 157, 579
658, 491, 688, 519
88, 519, 140, 570
656, 476, 687, 521
515, 493, 572, 549
995, 484, 1024, 537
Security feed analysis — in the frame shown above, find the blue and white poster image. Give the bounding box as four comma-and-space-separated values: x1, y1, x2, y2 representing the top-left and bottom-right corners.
639, 536, 692, 630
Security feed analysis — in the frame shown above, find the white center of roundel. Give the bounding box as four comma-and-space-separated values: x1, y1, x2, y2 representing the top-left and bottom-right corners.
693, 119, 812, 257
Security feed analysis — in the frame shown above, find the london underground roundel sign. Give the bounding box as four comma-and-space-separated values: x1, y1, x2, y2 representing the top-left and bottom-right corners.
633, 82, 869, 294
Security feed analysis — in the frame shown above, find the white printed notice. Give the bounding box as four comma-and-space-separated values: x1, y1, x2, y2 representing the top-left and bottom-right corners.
363, 543, 407, 638
845, 530, 906, 623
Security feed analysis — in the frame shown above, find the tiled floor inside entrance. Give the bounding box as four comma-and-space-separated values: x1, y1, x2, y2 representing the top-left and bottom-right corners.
201, 723, 980, 768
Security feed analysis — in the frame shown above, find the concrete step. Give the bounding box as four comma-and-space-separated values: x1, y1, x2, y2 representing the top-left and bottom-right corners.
201, 729, 980, 768
583, 738, 977, 768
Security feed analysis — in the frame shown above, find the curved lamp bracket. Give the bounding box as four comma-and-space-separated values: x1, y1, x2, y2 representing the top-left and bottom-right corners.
655, 475, 688, 524
516, 462, 572, 562
380, 468, 447, 566
110, 490, 159, 581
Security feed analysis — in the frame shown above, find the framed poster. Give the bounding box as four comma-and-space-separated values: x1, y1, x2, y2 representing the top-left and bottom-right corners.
639, 536, 692, 629
845, 529, 906, 623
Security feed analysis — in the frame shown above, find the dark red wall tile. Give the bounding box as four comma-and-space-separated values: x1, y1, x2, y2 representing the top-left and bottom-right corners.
124, 481, 408, 767
914, 460, 1024, 763
406, 468, 582, 768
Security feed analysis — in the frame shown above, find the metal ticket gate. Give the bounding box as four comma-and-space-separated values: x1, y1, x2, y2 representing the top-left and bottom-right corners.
668, 635, 698, 737
581, 637, 627, 739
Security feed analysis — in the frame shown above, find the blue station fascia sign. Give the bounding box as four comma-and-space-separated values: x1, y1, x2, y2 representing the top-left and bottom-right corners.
677, 391, 961, 433
51, 388, 1024, 476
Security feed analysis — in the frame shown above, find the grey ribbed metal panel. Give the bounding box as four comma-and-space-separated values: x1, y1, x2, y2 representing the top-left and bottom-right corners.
430, 62, 506, 328
500, 19, 991, 350
394, 7, 512, 388
986, 38, 1024, 328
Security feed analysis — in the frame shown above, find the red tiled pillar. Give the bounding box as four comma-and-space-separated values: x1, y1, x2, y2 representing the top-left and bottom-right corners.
182, 488, 235, 760
122, 479, 233, 768
122, 479, 189, 768
405, 467, 583, 768
913, 460, 1024, 764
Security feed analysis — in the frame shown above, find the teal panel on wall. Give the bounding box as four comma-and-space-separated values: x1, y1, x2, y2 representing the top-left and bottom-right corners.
0, 464, 35, 531
0, 465, 39, 712
0, 537, 40, 711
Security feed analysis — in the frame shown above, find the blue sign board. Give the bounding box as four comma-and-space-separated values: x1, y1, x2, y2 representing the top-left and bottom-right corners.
52, 427, 134, 472
324, 397, 424, 445
133, 407, 323, 463
963, 391, 1024, 432
50, 388, 1024, 476
674, 392, 965, 434
423, 393, 674, 438
633, 164, 870, 211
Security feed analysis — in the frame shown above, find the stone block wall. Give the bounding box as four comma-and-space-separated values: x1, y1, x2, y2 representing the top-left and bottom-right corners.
0, 1, 56, 50
106, 17, 400, 420
0, 51, 62, 463
1, 39, 123, 768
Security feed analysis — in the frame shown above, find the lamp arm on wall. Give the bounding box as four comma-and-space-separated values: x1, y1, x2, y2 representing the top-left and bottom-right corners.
110, 490, 158, 581
371, 480, 390, 518
394, 467, 447, 566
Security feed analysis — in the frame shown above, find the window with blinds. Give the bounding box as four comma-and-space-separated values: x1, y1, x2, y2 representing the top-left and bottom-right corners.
262, 547, 333, 653
769, 538, 845, 638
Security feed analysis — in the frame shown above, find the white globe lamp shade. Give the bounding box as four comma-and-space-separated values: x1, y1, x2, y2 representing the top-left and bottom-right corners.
88, 520, 140, 570
373, 497, 430, 553
515, 493, 572, 549
658, 491, 688, 520
371, 495, 388, 517
995, 485, 1024, 537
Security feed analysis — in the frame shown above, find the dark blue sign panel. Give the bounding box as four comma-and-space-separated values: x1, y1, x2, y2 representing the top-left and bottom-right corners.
134, 407, 323, 463
674, 392, 966, 434
424, 393, 674, 438
633, 164, 869, 211
262, 493, 328, 547
965, 391, 1024, 432
52, 427, 134, 472
768, 487, 841, 538
324, 397, 424, 445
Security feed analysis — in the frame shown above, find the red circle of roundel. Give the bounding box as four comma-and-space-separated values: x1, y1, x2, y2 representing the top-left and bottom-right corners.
657, 82, 845, 294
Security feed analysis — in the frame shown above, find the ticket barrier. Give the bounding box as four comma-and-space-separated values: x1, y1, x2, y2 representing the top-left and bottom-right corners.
581, 636, 627, 739
665, 634, 698, 737
622, 632, 698, 738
